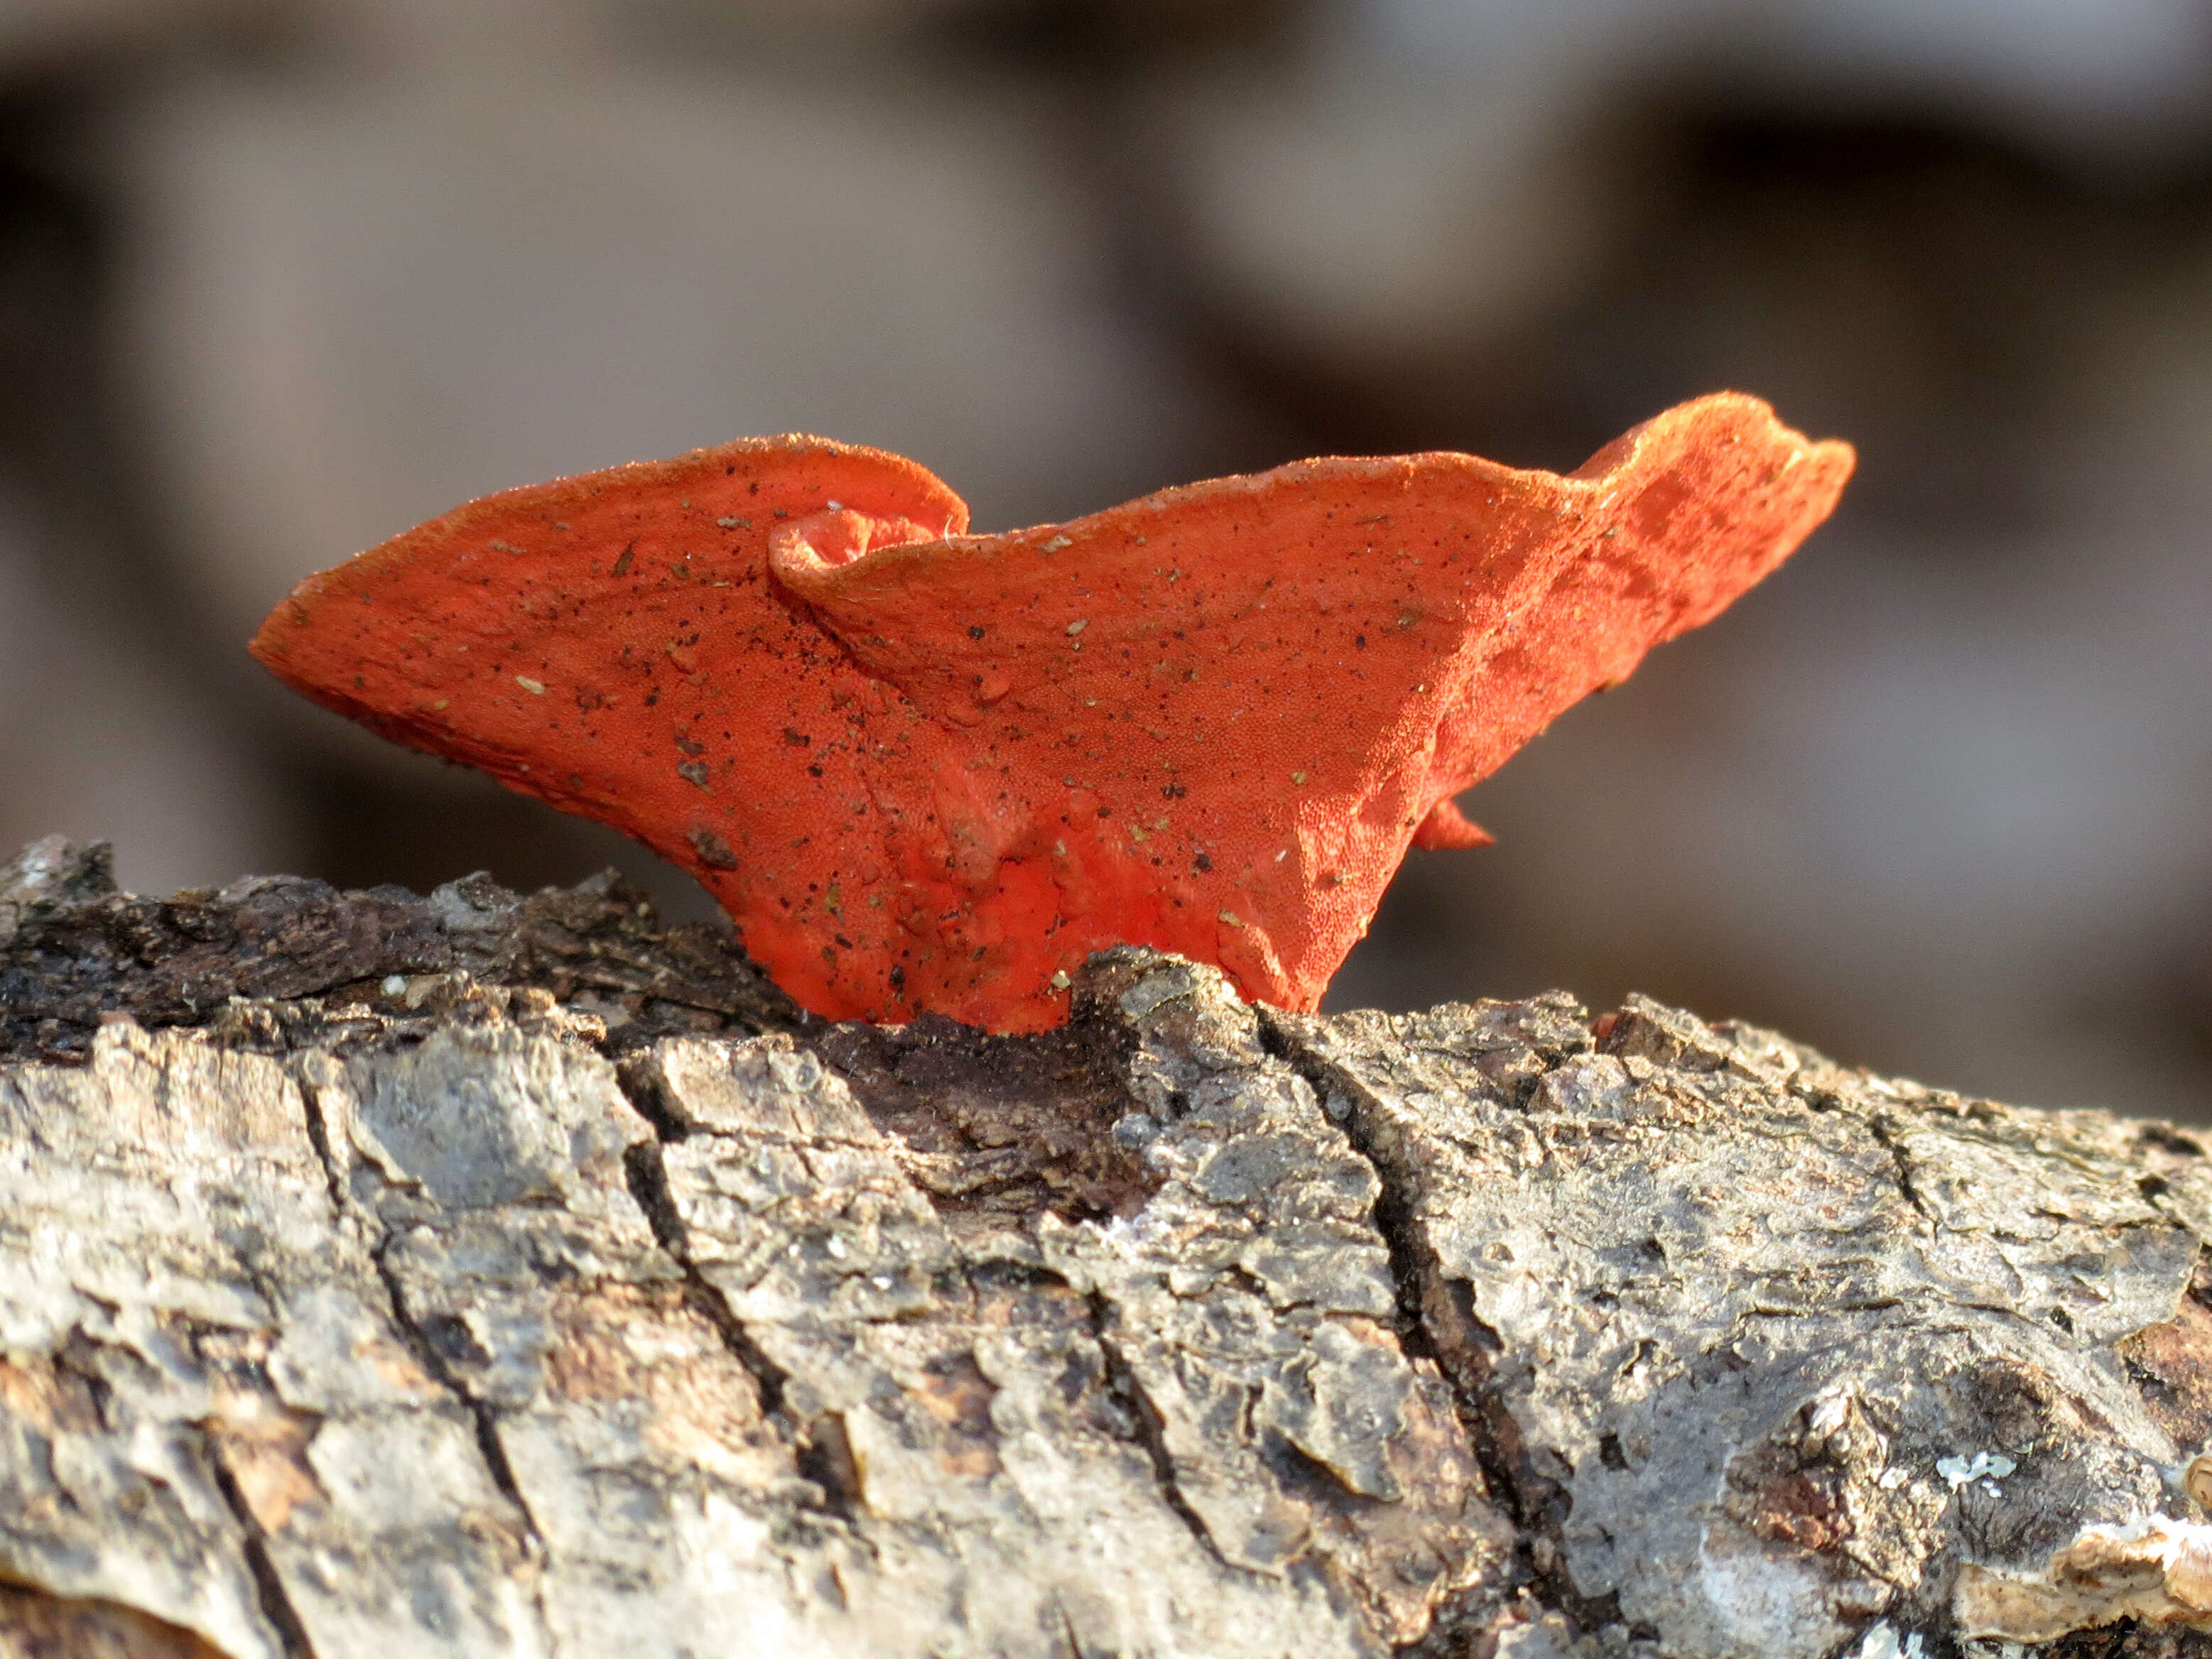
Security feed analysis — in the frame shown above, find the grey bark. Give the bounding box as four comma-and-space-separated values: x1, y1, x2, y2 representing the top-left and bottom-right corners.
4, 834, 2212, 1659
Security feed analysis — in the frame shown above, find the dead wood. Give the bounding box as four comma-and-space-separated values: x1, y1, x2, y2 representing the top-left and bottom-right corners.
4, 835, 2212, 1659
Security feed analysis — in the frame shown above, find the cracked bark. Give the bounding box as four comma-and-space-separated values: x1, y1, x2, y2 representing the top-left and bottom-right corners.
6, 838, 2212, 1658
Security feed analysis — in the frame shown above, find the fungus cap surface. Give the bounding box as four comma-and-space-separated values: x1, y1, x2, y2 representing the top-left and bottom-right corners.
251, 394, 1853, 1030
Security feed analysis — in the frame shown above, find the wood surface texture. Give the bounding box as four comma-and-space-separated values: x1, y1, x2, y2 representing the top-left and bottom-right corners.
4, 836, 2211, 1659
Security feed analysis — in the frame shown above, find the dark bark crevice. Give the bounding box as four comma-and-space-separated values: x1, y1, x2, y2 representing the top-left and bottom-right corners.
1088, 1291, 1233, 1572
200, 1437, 321, 1659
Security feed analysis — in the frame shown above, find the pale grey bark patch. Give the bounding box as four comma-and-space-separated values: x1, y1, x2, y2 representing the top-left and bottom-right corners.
5, 846, 2212, 1657
622, 958, 1505, 1654
0, 1019, 526, 1659
1272, 994, 2212, 1658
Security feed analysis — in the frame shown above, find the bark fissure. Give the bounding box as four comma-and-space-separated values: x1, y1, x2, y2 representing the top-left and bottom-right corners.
1866, 1110, 1937, 1223
1262, 1009, 1585, 1653
1088, 1291, 1232, 1572
294, 1050, 555, 1574
364, 1239, 547, 1566
286, 1057, 350, 1218
1259, 1013, 1438, 1359
611, 1057, 895, 1525
1261, 1016, 1526, 1510
202, 1432, 321, 1659
615, 1127, 796, 1424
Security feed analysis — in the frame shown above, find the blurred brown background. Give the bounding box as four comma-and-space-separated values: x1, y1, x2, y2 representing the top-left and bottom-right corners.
5, 0, 2212, 1117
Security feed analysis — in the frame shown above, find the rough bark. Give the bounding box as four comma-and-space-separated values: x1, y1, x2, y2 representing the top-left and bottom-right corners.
4, 835, 2212, 1659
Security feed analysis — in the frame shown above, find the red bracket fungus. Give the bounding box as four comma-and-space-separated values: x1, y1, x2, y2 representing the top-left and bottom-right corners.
251, 393, 1853, 1033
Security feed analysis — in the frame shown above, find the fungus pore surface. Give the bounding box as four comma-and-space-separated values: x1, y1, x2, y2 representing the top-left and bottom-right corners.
250, 392, 1853, 1030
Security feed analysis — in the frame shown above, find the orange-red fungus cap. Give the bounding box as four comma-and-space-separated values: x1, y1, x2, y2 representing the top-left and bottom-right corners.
251, 393, 1853, 1031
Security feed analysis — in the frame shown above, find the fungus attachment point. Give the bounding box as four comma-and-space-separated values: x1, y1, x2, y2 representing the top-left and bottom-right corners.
251, 395, 1853, 1032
